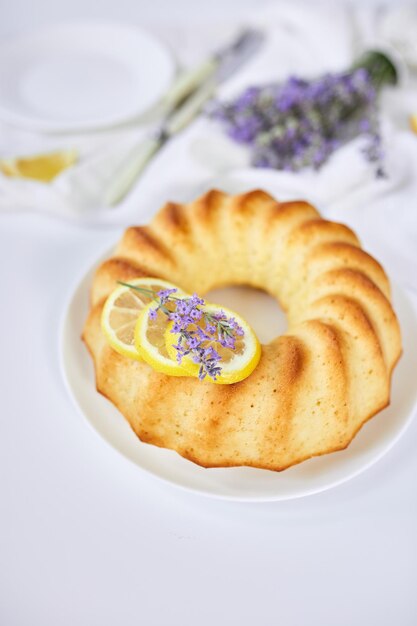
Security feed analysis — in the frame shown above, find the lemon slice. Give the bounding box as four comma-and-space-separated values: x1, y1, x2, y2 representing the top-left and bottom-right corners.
0, 149, 77, 182
411, 114, 417, 135
134, 301, 190, 376
165, 303, 261, 384
101, 278, 181, 361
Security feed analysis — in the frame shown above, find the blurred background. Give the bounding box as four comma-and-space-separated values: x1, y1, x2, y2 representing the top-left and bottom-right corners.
2, 0, 416, 36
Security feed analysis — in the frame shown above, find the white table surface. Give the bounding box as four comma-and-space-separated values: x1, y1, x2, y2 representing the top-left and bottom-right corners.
2, 184, 417, 626
1, 2, 417, 625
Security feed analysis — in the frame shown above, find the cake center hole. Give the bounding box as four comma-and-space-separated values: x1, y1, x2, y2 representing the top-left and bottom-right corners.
204, 286, 287, 344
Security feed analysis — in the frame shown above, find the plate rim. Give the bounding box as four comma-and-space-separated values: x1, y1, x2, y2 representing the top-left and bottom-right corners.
0, 20, 175, 133
59, 244, 417, 502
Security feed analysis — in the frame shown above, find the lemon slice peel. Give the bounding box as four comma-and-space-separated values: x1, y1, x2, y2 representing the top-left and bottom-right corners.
101, 278, 182, 361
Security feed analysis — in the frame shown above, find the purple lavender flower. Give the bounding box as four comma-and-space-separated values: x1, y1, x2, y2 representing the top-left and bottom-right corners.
195, 346, 222, 381
196, 326, 210, 342
209, 50, 398, 177
176, 300, 189, 315
157, 288, 178, 308
167, 295, 244, 380
157, 288, 177, 299
189, 308, 203, 321
120, 281, 245, 381
189, 293, 205, 307
219, 334, 236, 350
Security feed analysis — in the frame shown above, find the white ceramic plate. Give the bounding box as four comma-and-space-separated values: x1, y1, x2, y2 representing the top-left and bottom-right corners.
0, 22, 175, 132
60, 249, 417, 501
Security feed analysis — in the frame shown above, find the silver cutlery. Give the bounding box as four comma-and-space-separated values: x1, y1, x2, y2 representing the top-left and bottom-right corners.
104, 28, 264, 206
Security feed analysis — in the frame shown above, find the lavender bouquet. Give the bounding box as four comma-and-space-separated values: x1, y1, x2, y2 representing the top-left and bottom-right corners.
209, 50, 397, 177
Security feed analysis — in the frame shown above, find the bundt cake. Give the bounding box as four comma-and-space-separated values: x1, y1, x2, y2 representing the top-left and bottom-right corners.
83, 189, 402, 471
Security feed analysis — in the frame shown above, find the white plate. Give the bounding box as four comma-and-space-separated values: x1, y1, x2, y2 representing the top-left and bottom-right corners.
60, 248, 417, 501
0, 22, 175, 132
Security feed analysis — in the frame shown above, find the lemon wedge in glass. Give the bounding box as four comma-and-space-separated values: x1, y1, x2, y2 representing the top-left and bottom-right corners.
0, 149, 77, 182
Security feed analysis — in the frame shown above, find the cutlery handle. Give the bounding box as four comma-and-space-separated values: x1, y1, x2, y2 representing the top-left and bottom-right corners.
161, 59, 217, 110
104, 137, 161, 207
165, 79, 216, 135
106, 81, 216, 206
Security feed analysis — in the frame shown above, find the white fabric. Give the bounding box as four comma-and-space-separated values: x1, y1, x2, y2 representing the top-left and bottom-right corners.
0, 3, 417, 293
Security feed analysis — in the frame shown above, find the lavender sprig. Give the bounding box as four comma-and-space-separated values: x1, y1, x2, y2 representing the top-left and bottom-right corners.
208, 50, 397, 177
118, 282, 244, 381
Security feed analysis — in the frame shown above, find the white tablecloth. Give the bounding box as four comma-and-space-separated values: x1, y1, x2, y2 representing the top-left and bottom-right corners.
1, 3, 417, 626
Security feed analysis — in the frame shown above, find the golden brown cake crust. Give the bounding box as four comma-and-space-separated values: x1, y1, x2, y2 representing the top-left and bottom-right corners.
83, 189, 402, 471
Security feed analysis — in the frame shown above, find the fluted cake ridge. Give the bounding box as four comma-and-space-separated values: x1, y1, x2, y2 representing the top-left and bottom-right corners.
83, 189, 401, 471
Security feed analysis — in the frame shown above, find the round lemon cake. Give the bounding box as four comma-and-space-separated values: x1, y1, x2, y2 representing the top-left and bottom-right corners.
83, 189, 402, 471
